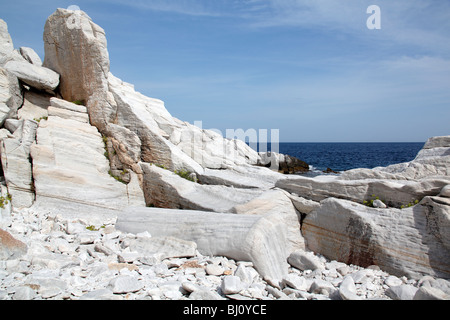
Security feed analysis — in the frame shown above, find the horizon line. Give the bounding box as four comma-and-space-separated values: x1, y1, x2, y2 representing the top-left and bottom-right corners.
277, 141, 426, 144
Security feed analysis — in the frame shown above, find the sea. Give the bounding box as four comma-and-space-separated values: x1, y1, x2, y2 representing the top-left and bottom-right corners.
274, 142, 425, 176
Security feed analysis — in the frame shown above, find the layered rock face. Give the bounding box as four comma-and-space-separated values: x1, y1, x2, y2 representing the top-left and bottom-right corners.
43, 9, 109, 102
0, 14, 144, 213
42, 9, 263, 175
303, 196, 450, 279
1, 119, 37, 207
0, 66, 22, 125
30, 99, 145, 210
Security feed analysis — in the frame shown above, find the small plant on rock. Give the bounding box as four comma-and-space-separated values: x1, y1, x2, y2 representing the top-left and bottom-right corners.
108, 170, 127, 184
400, 199, 420, 209
86, 225, 105, 231
72, 100, 85, 105
33, 116, 48, 123
101, 134, 110, 160
174, 169, 195, 182
155, 163, 168, 170
0, 193, 12, 209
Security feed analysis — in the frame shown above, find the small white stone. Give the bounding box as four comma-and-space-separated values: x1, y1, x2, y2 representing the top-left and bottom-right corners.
221, 276, 242, 295
118, 251, 141, 263
13, 286, 37, 300
282, 274, 309, 291
108, 275, 143, 294
339, 276, 362, 300
385, 275, 403, 287
288, 250, 323, 271
309, 279, 335, 296
40, 287, 62, 299
205, 264, 224, 276
350, 270, 368, 284
182, 281, 200, 293
372, 199, 387, 208
439, 185, 450, 198
386, 285, 418, 300
65, 222, 86, 235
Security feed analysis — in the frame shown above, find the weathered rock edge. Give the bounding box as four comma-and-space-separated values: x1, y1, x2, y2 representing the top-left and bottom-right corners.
302, 196, 450, 280
115, 207, 290, 284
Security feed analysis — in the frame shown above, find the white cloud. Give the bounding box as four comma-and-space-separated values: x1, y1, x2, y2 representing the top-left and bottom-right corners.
243, 0, 366, 30
98, 0, 450, 55
102, 0, 228, 17
242, 0, 450, 54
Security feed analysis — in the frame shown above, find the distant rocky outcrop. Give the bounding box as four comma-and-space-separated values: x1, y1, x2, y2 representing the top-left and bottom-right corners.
258, 152, 310, 174
0, 7, 449, 298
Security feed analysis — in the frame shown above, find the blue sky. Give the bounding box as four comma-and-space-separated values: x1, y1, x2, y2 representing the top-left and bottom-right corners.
1, 0, 449, 142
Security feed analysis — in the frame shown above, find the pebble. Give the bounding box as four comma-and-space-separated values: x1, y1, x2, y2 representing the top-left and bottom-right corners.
108, 275, 144, 294
282, 273, 310, 291
12, 286, 37, 300
1, 206, 449, 300
385, 275, 403, 287
385, 285, 418, 300
372, 199, 387, 208
221, 276, 242, 295
339, 276, 361, 300
205, 263, 224, 276
288, 250, 322, 271
310, 279, 336, 296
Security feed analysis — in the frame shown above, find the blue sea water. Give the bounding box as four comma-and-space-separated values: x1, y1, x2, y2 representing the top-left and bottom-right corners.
276, 142, 425, 174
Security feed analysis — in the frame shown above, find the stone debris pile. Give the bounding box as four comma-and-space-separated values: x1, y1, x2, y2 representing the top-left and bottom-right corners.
1, 207, 449, 300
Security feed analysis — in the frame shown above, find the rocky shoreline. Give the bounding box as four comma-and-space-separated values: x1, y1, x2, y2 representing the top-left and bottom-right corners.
1, 205, 449, 300
1, 8, 449, 300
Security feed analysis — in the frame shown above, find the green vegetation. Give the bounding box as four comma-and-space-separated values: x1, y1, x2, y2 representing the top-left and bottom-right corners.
86, 225, 105, 231
33, 116, 48, 123
363, 194, 421, 209
72, 100, 85, 105
174, 169, 196, 182
401, 199, 420, 209
108, 170, 127, 184
102, 134, 129, 184
152, 163, 198, 183
155, 163, 168, 170
0, 193, 12, 209
101, 134, 110, 160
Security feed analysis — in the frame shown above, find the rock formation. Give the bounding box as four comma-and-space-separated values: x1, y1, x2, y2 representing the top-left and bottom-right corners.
30, 99, 145, 210
276, 138, 450, 208
116, 207, 290, 282
259, 152, 310, 174
0, 19, 14, 65
278, 135, 450, 279
4, 61, 59, 92
1, 119, 37, 207
0, 8, 449, 300
303, 196, 450, 279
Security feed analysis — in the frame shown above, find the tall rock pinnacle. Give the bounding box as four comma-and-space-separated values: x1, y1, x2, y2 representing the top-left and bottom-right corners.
43, 8, 115, 132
